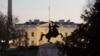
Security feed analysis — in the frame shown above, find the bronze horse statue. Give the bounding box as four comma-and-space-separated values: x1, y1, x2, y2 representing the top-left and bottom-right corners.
39, 21, 64, 42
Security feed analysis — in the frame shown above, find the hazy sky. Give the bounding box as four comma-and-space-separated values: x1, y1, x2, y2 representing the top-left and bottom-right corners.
0, 0, 87, 23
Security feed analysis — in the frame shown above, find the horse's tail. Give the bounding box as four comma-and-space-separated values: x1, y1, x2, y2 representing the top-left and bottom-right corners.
39, 34, 45, 41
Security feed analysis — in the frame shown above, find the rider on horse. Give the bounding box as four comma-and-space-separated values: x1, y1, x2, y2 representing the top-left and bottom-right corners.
50, 21, 59, 37
39, 21, 61, 42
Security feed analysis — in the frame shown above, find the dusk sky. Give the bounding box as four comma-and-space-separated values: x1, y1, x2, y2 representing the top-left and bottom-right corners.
0, 0, 87, 23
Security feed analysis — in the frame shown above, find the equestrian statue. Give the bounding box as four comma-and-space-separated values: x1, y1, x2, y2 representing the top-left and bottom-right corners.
39, 21, 64, 42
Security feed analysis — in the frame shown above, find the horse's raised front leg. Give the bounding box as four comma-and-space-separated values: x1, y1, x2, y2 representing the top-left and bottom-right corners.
39, 34, 45, 41
59, 33, 63, 38
59, 33, 66, 41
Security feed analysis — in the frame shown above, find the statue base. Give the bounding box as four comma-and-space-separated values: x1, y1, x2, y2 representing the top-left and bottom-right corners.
37, 43, 59, 56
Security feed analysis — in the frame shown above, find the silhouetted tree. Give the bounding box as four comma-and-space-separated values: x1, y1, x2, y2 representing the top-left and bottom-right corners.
58, 0, 100, 56
0, 12, 10, 49
0, 12, 24, 49
11, 29, 29, 47
81, 0, 100, 56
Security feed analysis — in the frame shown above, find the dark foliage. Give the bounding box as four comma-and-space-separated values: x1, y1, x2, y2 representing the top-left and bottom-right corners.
0, 12, 10, 49
17, 46, 28, 50
58, 0, 100, 56
28, 45, 39, 50
0, 12, 28, 49
16, 46, 39, 50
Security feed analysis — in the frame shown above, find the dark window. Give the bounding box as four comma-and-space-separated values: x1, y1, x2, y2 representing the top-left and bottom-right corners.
31, 41, 34, 44
32, 32, 34, 37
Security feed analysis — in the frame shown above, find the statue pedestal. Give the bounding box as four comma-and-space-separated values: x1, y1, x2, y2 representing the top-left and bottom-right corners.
37, 43, 59, 56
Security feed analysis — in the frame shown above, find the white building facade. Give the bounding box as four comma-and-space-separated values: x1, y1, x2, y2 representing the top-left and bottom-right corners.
13, 21, 77, 46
